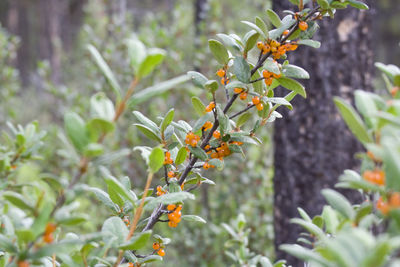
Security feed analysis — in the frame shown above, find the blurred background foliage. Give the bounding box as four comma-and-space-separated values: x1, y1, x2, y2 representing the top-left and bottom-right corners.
0, 0, 398, 265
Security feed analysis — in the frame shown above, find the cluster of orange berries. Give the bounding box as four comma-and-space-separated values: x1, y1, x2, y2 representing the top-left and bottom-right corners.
185, 131, 201, 147
252, 96, 264, 111
167, 170, 176, 179
163, 151, 173, 165
128, 263, 141, 267
376, 193, 400, 215
205, 101, 216, 113
202, 121, 213, 131
216, 68, 230, 85
152, 242, 166, 257
167, 204, 182, 228
363, 169, 385, 186
208, 142, 232, 160
263, 69, 281, 86
233, 87, 248, 101
43, 222, 56, 244
256, 39, 298, 60
156, 185, 167, 196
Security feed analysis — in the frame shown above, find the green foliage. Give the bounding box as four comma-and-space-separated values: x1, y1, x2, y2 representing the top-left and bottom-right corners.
0, 0, 369, 266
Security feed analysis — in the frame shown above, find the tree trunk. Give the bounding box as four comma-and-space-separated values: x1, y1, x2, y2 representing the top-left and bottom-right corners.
272, 1, 373, 265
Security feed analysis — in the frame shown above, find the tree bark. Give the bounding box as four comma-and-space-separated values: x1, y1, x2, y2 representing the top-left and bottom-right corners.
272, 1, 373, 265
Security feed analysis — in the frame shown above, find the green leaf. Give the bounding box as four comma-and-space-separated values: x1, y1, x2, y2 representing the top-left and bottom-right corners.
191, 97, 207, 116
347, 0, 369, 9
241, 21, 266, 39
87, 118, 115, 141
137, 48, 166, 79
208, 39, 230, 65
145, 192, 195, 210
175, 147, 188, 165
264, 58, 280, 75
321, 189, 355, 219
205, 80, 219, 93
161, 109, 174, 134
119, 230, 152, 250
236, 112, 252, 127
216, 33, 243, 53
181, 215, 206, 224
132, 111, 159, 133
255, 17, 269, 38
129, 75, 189, 106
290, 218, 325, 239
2, 192, 35, 213
87, 44, 121, 101
57, 215, 88, 226
101, 167, 137, 206
187, 71, 208, 89
83, 143, 104, 157
90, 93, 115, 121
277, 77, 306, 98
333, 97, 373, 144
89, 187, 120, 213
233, 57, 251, 83
282, 65, 310, 79
280, 244, 329, 265
266, 9, 282, 28
298, 39, 321, 48
126, 38, 147, 70
188, 146, 208, 161
101, 216, 128, 246
317, 0, 329, 9
382, 137, 400, 191
243, 30, 260, 54
133, 124, 161, 142
64, 112, 90, 152
0, 234, 18, 253
139, 255, 163, 263
149, 147, 164, 173
217, 106, 229, 135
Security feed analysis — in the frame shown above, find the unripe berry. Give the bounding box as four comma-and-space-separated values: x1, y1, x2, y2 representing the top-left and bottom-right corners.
256, 41, 264, 50
299, 21, 308, 31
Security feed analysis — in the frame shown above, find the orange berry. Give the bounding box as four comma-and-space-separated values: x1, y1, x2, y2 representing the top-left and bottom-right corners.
221, 77, 230, 85
128, 263, 134, 267
180, 182, 185, 190
157, 185, 166, 196
391, 86, 399, 97
203, 162, 211, 170
213, 130, 221, 139
153, 242, 160, 250
270, 40, 280, 47
211, 152, 219, 159
252, 96, 260, 105
377, 197, 390, 215
45, 223, 56, 235
256, 41, 264, 50
262, 70, 271, 78
202, 121, 213, 131
264, 77, 273, 86
43, 233, 54, 244
262, 44, 271, 54
363, 170, 385, 186
167, 204, 176, 211
205, 101, 216, 112
272, 72, 282, 79
163, 151, 173, 165
168, 171, 175, 178
234, 87, 243, 94
299, 21, 308, 31
239, 92, 248, 100
158, 249, 166, 256
256, 103, 264, 111
390, 193, 400, 208
18, 261, 29, 267
216, 69, 226, 77
283, 29, 290, 35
